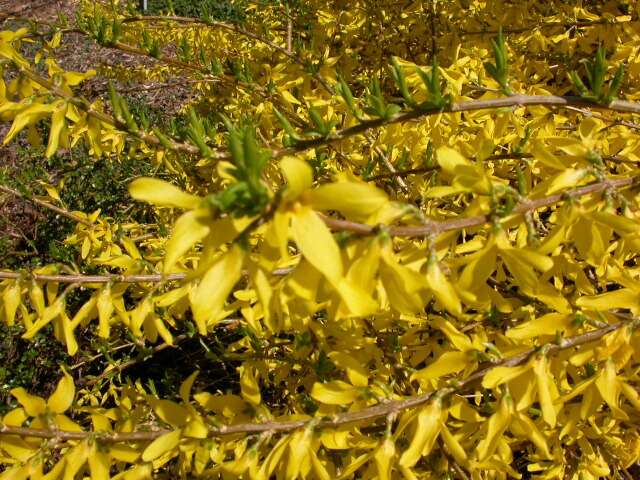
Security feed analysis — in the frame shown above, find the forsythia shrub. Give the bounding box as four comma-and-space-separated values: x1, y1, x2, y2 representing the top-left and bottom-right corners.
2, 0, 640, 478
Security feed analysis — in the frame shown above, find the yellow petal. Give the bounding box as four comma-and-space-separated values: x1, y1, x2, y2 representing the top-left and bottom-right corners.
374, 437, 396, 480
3, 281, 21, 326
308, 181, 388, 220
513, 412, 552, 459
239, 365, 261, 406
440, 423, 467, 466
45, 101, 67, 158
291, 206, 343, 284
10, 388, 46, 417
476, 394, 513, 461
546, 168, 588, 194
151, 399, 189, 428
88, 443, 110, 480
141, 429, 181, 462
328, 352, 369, 387
398, 401, 442, 468
533, 357, 557, 427
411, 351, 469, 383
426, 261, 462, 316
129, 178, 202, 209
436, 146, 470, 174
190, 246, 244, 334
179, 370, 200, 403
576, 289, 639, 311
506, 313, 572, 340
280, 156, 312, 199
47, 368, 74, 414
482, 363, 532, 389
96, 285, 113, 339
311, 380, 360, 405
164, 209, 211, 273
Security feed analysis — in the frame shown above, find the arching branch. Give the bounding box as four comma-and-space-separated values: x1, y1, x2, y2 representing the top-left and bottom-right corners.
0, 175, 635, 284
0, 316, 633, 442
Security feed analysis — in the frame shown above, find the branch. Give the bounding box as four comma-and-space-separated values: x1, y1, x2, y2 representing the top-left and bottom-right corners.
321, 175, 637, 237
0, 175, 635, 284
0, 184, 91, 226
459, 17, 639, 36
271, 94, 640, 161
0, 317, 632, 442
18, 67, 200, 156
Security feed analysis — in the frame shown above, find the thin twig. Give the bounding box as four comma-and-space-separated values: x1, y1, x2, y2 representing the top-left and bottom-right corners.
287, 18, 293, 54
459, 17, 639, 36
0, 184, 91, 226
367, 135, 409, 193
0, 175, 635, 284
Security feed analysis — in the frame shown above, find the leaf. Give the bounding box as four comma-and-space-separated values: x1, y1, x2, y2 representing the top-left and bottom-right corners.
129, 178, 202, 209
311, 380, 360, 405
190, 246, 244, 334
141, 429, 182, 462
163, 209, 211, 273
398, 401, 442, 468
47, 368, 74, 414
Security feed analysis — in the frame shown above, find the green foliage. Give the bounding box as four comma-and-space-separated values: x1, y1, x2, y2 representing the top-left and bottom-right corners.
569, 46, 626, 104
0, 324, 69, 414
146, 0, 249, 23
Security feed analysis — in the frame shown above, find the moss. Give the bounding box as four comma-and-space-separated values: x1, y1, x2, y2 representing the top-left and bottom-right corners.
0, 324, 70, 414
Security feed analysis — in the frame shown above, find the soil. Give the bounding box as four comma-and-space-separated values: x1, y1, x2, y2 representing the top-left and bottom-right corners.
0, 0, 190, 258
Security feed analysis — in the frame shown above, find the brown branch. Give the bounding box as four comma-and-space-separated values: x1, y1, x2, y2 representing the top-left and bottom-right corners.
0, 175, 635, 284
287, 18, 293, 54
268, 94, 640, 161
0, 184, 91, 226
321, 175, 637, 237
11, 52, 640, 164
367, 135, 409, 193
459, 17, 639, 36
0, 317, 632, 442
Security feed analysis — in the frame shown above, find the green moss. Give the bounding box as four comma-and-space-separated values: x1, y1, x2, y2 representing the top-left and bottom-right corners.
0, 324, 70, 414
